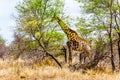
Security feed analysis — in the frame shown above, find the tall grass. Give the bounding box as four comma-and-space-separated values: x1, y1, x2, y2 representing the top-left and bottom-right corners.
0, 58, 119, 80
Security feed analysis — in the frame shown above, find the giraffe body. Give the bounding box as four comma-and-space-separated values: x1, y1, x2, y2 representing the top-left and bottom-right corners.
51, 16, 91, 64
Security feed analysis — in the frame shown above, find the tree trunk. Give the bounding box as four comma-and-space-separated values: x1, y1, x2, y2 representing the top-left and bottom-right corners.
36, 38, 62, 68
109, 31, 115, 71
109, 18, 115, 72
109, 0, 115, 71
118, 34, 120, 68
46, 52, 62, 68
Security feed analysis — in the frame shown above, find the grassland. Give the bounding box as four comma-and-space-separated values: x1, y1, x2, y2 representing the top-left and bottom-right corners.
0, 58, 120, 80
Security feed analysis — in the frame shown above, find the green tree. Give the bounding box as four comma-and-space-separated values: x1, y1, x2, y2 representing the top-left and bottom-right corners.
15, 0, 65, 50
15, 0, 65, 68
76, 0, 120, 71
112, 0, 120, 68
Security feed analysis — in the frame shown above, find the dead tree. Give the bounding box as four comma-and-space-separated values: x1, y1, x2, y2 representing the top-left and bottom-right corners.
35, 36, 62, 68
69, 51, 108, 71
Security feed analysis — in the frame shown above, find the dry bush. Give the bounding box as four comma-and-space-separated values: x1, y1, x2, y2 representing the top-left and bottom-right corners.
0, 58, 120, 80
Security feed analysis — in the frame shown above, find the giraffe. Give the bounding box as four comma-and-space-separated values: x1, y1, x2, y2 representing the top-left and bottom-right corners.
51, 16, 91, 64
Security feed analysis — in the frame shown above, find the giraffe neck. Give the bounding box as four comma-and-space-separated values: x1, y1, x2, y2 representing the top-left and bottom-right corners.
55, 17, 71, 35
54, 16, 79, 40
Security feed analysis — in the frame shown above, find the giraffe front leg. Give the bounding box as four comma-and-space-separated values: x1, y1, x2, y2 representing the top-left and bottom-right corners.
63, 45, 67, 63
64, 49, 67, 63
67, 41, 72, 65
79, 53, 82, 64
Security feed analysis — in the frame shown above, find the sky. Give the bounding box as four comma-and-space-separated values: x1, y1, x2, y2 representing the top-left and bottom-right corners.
0, 0, 80, 45
0, 0, 22, 45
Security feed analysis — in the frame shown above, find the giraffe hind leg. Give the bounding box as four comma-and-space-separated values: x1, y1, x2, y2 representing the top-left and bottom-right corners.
79, 52, 87, 64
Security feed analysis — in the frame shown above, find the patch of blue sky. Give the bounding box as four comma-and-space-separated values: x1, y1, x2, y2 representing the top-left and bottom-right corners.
64, 0, 81, 16
0, 0, 22, 45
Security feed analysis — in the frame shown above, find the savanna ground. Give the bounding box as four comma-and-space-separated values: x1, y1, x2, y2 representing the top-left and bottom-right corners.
0, 58, 120, 80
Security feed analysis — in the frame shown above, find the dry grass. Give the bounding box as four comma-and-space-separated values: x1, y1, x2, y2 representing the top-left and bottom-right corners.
0, 58, 120, 80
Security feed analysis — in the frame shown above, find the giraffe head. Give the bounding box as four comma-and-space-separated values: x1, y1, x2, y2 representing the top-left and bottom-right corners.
51, 14, 59, 22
